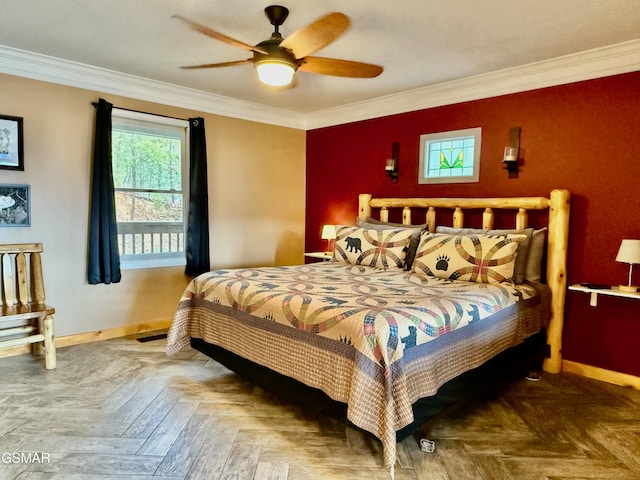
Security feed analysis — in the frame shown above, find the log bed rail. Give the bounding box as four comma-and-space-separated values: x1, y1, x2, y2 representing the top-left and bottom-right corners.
358, 189, 570, 374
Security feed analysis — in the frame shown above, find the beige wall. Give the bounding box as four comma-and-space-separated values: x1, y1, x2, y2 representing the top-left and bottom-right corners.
0, 73, 306, 336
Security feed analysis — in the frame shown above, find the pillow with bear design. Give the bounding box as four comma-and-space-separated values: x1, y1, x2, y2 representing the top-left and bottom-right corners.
357, 217, 425, 270
412, 232, 523, 284
333, 225, 415, 270
436, 226, 533, 284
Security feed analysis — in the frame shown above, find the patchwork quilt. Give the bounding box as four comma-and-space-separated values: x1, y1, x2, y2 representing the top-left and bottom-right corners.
167, 262, 549, 469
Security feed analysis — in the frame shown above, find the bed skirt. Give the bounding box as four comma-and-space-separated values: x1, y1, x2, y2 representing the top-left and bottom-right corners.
190, 329, 548, 444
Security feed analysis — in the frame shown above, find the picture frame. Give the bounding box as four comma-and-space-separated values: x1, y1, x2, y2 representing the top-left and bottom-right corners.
418, 127, 481, 185
0, 114, 24, 170
0, 184, 30, 227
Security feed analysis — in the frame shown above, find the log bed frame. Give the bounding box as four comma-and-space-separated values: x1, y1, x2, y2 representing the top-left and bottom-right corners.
188, 188, 571, 462
358, 188, 570, 373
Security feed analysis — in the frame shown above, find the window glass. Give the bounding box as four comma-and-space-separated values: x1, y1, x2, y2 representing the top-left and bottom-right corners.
112, 111, 188, 269
419, 128, 481, 184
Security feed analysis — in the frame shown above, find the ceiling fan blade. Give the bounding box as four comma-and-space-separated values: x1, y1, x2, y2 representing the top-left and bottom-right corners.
173, 15, 268, 55
180, 59, 252, 69
299, 57, 383, 78
280, 12, 350, 59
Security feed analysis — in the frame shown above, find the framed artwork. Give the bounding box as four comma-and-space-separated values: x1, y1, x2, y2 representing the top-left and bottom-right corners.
0, 184, 30, 227
0, 114, 24, 170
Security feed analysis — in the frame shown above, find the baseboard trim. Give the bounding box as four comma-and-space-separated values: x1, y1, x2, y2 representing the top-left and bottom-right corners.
562, 360, 640, 390
0, 320, 172, 359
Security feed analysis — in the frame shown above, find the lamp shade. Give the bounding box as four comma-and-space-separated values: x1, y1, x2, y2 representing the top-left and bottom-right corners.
255, 61, 295, 87
321, 224, 336, 240
615, 239, 640, 264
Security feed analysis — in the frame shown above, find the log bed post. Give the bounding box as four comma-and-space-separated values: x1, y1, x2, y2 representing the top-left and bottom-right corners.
359, 194, 372, 220
543, 189, 570, 373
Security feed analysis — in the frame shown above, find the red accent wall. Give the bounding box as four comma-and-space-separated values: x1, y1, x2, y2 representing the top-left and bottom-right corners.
306, 71, 640, 376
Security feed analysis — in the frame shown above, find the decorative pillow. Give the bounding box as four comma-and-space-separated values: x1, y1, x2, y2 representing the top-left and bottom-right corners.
412, 232, 523, 284
334, 225, 415, 270
357, 217, 425, 270
435, 226, 533, 284
487, 228, 533, 285
525, 227, 547, 283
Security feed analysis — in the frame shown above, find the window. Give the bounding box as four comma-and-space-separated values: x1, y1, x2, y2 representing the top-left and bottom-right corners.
111, 109, 189, 269
418, 127, 481, 184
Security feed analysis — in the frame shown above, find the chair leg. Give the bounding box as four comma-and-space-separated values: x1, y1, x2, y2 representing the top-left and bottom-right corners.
33, 316, 45, 355
42, 314, 56, 370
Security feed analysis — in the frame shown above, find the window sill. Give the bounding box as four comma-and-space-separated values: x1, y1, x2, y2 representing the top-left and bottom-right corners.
120, 257, 186, 270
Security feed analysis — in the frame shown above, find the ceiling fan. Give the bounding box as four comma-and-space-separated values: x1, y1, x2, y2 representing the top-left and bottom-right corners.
173, 5, 383, 87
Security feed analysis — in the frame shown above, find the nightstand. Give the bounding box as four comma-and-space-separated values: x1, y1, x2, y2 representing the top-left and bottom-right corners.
304, 251, 333, 262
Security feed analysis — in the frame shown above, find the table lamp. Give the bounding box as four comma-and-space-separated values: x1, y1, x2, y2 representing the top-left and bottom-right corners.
321, 224, 336, 253
615, 239, 640, 292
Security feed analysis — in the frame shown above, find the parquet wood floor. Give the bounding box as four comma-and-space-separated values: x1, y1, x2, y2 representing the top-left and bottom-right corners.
1, 334, 638, 480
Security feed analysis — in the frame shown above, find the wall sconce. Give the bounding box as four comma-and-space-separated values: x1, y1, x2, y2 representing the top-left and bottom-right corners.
320, 224, 336, 252
615, 239, 640, 292
502, 127, 521, 178
385, 141, 399, 182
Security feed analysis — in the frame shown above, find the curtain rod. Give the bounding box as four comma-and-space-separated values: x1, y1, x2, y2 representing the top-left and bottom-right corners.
91, 101, 189, 122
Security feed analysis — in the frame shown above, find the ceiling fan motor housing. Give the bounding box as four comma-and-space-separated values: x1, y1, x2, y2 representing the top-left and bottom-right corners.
253, 33, 299, 72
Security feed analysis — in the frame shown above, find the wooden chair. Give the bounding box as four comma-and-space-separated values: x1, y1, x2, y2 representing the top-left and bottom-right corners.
0, 243, 56, 369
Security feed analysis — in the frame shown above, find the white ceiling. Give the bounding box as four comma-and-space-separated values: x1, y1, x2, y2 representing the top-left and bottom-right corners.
1, 0, 639, 128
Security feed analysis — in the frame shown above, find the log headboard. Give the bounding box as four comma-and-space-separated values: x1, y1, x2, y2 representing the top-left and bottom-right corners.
358, 189, 570, 374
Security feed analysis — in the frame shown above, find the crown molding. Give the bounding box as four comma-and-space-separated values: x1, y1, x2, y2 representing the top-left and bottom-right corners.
304, 39, 640, 130
0, 46, 307, 130
1, 40, 638, 131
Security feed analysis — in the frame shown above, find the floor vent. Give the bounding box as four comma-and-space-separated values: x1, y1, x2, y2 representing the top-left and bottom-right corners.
136, 333, 168, 343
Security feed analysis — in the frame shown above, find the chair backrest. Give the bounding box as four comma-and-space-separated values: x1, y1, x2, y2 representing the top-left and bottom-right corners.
0, 243, 46, 307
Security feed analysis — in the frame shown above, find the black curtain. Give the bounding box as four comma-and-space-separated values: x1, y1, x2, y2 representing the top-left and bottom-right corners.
87, 98, 121, 284
185, 117, 210, 276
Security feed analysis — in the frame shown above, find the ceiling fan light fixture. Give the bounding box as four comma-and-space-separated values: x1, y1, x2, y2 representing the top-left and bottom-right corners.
255, 59, 296, 86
